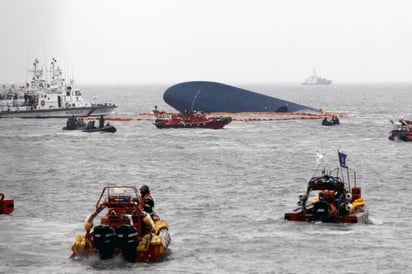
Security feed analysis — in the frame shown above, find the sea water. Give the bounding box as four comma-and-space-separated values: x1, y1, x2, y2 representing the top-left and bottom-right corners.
1, 83, 411, 274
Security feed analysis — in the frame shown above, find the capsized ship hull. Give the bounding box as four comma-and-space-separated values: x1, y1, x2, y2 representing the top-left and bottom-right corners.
163, 81, 319, 113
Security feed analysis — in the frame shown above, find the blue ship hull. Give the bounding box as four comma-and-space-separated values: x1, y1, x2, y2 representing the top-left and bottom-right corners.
163, 81, 319, 113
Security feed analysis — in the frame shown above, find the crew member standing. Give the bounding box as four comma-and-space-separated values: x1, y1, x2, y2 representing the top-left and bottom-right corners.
99, 115, 105, 128
139, 184, 156, 235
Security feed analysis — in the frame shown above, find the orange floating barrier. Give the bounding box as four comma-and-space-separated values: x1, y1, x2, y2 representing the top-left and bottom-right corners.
83, 109, 347, 123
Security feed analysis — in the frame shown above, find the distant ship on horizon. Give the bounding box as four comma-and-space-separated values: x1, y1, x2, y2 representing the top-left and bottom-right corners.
302, 69, 332, 85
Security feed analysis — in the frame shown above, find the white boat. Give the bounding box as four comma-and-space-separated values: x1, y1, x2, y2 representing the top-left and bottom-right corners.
0, 58, 117, 118
302, 69, 332, 85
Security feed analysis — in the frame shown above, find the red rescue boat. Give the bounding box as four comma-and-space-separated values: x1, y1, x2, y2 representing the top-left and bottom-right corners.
284, 152, 369, 224
0, 192, 14, 215
70, 185, 170, 262
388, 119, 412, 141
154, 111, 232, 129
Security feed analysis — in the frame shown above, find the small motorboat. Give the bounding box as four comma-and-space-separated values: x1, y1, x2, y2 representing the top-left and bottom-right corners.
62, 116, 87, 130
389, 119, 412, 141
154, 111, 232, 129
63, 116, 116, 133
82, 124, 117, 133
302, 69, 332, 85
0, 192, 14, 215
321, 116, 340, 126
284, 152, 369, 224
70, 185, 170, 263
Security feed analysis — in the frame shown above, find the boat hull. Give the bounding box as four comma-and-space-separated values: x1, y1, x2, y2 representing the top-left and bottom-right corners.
302, 80, 332, 85
163, 81, 319, 113
0, 106, 116, 118
322, 120, 340, 126
72, 222, 171, 263
388, 130, 412, 141
155, 116, 232, 129
0, 193, 14, 215
284, 207, 369, 224
82, 125, 117, 133
89, 105, 118, 117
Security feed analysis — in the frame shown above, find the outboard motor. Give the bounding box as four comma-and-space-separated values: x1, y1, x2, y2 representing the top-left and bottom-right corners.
115, 225, 138, 262
93, 225, 116, 259
155, 118, 165, 125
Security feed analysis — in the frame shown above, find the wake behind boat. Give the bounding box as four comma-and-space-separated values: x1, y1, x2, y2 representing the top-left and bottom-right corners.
0, 58, 117, 118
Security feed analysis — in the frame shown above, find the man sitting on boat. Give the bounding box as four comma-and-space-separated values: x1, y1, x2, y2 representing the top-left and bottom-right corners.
140, 185, 155, 218
331, 115, 340, 124
86, 120, 96, 129
139, 184, 156, 235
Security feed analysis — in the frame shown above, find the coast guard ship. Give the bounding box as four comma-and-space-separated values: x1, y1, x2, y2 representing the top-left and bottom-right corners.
0, 58, 116, 118
302, 69, 332, 85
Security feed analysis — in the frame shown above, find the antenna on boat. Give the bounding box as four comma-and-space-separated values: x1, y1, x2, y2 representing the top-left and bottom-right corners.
25, 46, 30, 91
314, 151, 323, 176
42, 46, 48, 85
190, 90, 201, 112
71, 66, 75, 86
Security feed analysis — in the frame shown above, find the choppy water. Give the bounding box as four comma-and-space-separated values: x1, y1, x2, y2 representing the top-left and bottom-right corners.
1, 83, 412, 274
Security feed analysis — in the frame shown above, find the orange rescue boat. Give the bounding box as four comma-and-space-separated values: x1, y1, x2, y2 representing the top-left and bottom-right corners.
70, 185, 170, 262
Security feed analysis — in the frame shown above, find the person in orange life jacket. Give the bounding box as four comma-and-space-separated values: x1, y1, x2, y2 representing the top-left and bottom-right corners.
140, 184, 155, 218
139, 184, 156, 235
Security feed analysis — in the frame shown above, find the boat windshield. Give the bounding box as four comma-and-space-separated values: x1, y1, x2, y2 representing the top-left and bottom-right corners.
95, 185, 140, 209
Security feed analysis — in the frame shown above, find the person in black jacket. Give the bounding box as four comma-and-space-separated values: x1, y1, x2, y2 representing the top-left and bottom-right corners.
140, 184, 155, 217
313, 191, 329, 222
99, 115, 105, 128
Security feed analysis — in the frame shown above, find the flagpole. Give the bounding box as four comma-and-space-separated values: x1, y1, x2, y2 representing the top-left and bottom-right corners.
338, 150, 351, 190
338, 149, 344, 184
314, 151, 323, 176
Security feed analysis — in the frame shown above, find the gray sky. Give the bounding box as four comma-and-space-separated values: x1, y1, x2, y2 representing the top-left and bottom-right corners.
0, 0, 411, 84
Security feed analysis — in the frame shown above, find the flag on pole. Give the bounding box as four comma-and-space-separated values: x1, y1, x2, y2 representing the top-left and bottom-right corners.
338, 151, 348, 168
316, 151, 323, 169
